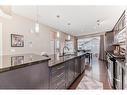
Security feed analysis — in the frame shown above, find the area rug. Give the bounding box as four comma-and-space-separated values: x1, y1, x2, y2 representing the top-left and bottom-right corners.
76, 76, 103, 90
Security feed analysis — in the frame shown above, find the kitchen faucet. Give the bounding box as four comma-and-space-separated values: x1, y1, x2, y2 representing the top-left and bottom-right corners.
63, 45, 70, 56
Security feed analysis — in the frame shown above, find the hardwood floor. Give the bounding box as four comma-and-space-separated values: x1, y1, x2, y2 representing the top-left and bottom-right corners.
69, 56, 112, 89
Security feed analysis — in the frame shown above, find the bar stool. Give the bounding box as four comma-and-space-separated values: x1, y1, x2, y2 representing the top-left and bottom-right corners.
85, 52, 92, 64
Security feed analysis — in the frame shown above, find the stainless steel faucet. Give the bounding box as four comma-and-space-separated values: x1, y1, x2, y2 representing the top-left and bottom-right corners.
63, 45, 70, 56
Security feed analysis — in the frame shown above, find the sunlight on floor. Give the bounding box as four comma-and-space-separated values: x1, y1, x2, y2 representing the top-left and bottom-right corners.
76, 56, 111, 89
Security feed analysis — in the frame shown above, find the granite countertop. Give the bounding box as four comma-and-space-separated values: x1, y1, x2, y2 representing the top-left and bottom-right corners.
0, 52, 86, 73
48, 52, 86, 67
0, 53, 50, 73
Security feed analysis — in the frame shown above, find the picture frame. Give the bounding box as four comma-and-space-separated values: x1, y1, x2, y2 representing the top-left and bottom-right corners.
11, 34, 24, 47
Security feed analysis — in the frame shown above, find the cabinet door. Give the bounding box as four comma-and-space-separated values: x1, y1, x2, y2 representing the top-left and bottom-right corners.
75, 57, 80, 78
0, 61, 49, 89
50, 63, 66, 89
80, 55, 85, 73
66, 59, 75, 87
69, 59, 75, 81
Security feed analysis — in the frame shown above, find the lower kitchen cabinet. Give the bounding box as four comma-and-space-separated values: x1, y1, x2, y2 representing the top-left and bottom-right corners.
49, 63, 66, 89
75, 57, 80, 78
80, 55, 86, 73
0, 53, 86, 89
49, 56, 85, 89
0, 61, 49, 89
66, 59, 75, 88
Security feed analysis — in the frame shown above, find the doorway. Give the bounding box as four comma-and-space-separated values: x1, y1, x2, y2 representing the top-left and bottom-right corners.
78, 36, 100, 58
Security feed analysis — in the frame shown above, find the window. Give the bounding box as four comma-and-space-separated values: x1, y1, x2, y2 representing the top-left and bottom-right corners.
78, 37, 100, 55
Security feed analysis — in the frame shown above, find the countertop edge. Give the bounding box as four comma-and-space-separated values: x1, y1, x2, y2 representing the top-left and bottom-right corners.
0, 58, 50, 73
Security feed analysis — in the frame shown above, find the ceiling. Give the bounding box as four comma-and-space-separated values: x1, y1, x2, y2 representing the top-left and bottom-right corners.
12, 6, 125, 36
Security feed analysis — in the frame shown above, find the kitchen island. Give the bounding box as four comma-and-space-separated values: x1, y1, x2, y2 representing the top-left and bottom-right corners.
0, 52, 86, 89
0, 54, 51, 89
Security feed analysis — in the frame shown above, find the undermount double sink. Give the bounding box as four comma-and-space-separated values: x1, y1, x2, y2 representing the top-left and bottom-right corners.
59, 54, 75, 57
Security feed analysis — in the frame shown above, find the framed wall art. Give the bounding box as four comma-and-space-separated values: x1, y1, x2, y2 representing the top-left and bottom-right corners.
11, 34, 24, 47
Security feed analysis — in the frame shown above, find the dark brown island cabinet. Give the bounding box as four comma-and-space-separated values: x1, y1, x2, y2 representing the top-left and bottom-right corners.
0, 53, 86, 89
48, 53, 85, 89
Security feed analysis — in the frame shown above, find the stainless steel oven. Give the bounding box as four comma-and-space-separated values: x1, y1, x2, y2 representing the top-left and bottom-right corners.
106, 52, 125, 89
115, 60, 124, 89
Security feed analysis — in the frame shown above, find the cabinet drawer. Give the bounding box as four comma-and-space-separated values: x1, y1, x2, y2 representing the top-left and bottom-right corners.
51, 68, 65, 77
50, 63, 66, 89
50, 73, 66, 89
51, 63, 65, 80
50, 79, 66, 89
51, 71, 65, 83
51, 63, 65, 73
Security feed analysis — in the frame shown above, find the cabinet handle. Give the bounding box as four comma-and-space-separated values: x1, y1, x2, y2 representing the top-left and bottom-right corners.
56, 80, 65, 86
57, 66, 64, 70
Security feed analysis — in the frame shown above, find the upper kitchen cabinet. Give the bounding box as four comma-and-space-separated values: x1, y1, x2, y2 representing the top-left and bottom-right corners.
112, 11, 126, 56
105, 11, 126, 52
113, 11, 126, 44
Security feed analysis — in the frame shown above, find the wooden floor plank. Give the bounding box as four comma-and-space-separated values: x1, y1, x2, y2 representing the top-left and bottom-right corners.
69, 57, 112, 89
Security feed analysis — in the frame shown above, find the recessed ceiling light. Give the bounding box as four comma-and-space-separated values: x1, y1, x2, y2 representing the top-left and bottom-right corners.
67, 23, 71, 25
56, 15, 60, 18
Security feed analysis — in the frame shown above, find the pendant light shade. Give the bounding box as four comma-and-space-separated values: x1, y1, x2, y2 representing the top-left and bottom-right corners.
68, 35, 71, 40
35, 6, 39, 33
67, 22, 71, 40
57, 31, 60, 38
35, 22, 39, 33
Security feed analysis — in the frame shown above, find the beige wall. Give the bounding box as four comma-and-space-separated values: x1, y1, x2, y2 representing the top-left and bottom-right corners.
0, 13, 76, 55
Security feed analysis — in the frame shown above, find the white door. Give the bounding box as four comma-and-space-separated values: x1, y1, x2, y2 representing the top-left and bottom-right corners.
0, 23, 2, 55
0, 22, 2, 68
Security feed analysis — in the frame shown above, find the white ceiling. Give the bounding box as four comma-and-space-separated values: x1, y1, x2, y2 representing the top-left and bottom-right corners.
12, 6, 125, 36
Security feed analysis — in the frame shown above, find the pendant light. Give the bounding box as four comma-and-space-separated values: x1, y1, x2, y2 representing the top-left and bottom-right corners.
57, 31, 60, 38
67, 22, 71, 41
35, 6, 39, 33
56, 15, 60, 38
